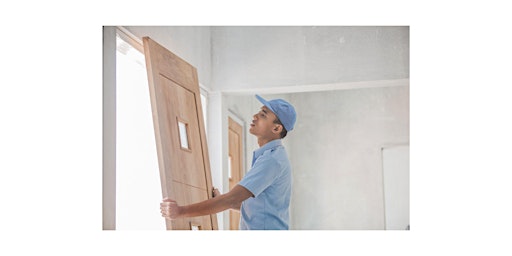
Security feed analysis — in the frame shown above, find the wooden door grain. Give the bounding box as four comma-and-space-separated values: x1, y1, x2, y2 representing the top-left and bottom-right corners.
228, 117, 243, 230
143, 37, 217, 230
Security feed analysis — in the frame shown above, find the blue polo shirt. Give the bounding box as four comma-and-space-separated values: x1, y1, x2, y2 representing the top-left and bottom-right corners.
238, 139, 291, 230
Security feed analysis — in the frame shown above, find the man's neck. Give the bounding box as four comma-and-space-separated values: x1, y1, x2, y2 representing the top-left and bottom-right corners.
257, 137, 280, 147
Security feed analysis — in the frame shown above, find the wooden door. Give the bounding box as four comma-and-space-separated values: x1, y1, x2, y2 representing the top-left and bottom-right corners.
143, 37, 217, 230
228, 117, 243, 230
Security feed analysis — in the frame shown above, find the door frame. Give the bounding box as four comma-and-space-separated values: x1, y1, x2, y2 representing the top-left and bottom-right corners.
228, 110, 246, 176
225, 111, 246, 230
380, 143, 410, 230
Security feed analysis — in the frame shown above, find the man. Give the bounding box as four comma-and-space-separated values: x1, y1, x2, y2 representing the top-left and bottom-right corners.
160, 94, 297, 230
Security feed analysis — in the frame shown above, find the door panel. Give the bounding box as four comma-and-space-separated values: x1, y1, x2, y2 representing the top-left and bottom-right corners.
143, 37, 217, 230
155, 77, 207, 188
228, 117, 243, 230
172, 181, 213, 230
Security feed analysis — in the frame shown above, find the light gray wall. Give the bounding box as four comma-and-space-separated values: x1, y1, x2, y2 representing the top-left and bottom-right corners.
211, 26, 409, 91
124, 26, 213, 90
124, 26, 409, 93
288, 86, 409, 229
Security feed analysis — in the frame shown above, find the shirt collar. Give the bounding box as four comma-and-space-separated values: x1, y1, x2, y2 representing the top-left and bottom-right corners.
253, 139, 282, 160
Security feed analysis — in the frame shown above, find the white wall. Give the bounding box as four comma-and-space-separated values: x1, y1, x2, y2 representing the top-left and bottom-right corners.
288, 86, 409, 229
122, 26, 409, 93
211, 26, 409, 92
206, 92, 225, 229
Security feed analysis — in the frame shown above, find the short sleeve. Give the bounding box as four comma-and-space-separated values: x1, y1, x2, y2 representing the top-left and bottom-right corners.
238, 156, 281, 197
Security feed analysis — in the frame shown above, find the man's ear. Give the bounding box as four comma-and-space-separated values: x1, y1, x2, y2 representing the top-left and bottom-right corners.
273, 124, 283, 134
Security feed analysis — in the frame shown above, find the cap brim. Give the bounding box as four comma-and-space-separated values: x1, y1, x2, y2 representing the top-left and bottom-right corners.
255, 94, 276, 114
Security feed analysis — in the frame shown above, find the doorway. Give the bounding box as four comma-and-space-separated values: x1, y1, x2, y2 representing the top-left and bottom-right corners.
228, 116, 244, 230
382, 145, 410, 230
115, 31, 163, 230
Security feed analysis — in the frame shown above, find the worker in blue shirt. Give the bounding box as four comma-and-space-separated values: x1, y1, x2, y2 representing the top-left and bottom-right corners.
160, 94, 297, 230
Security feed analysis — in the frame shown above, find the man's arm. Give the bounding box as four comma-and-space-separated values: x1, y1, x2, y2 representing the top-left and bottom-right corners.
160, 185, 253, 219
213, 187, 242, 211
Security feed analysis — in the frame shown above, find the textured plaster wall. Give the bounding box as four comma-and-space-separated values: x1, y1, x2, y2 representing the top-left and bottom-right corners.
211, 26, 409, 91
288, 86, 409, 229
124, 26, 409, 92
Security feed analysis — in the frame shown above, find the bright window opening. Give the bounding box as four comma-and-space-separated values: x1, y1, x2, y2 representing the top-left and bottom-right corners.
116, 32, 164, 230
178, 121, 190, 149
115, 29, 209, 230
228, 155, 232, 179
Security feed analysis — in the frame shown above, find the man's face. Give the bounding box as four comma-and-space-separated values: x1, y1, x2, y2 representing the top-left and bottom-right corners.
249, 106, 279, 137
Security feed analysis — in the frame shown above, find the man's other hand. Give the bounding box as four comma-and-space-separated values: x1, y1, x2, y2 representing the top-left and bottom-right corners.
212, 187, 221, 198
160, 198, 181, 220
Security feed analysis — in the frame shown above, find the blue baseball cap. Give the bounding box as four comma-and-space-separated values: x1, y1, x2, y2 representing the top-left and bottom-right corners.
255, 94, 297, 131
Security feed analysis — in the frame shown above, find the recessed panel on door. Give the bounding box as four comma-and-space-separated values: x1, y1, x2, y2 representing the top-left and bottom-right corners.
143, 37, 217, 230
